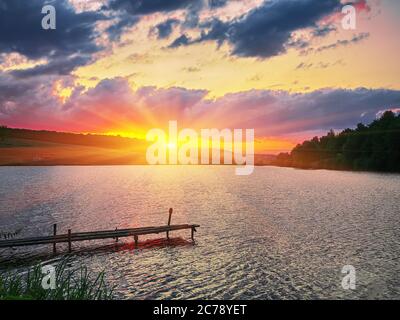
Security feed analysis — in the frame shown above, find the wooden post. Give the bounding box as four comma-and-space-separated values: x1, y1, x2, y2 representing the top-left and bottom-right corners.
191, 227, 195, 241
68, 229, 71, 253
115, 228, 118, 242
134, 235, 138, 248
53, 224, 57, 254
167, 208, 173, 240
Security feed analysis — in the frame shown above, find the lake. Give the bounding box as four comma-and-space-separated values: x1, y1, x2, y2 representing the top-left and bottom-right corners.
0, 166, 399, 299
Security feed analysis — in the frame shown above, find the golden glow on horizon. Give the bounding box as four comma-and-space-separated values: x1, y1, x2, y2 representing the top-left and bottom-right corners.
115, 128, 297, 154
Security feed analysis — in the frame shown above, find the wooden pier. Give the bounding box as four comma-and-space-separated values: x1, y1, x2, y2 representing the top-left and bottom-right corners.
0, 209, 199, 253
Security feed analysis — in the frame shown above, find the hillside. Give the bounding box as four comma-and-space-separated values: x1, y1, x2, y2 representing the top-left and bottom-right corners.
0, 127, 147, 165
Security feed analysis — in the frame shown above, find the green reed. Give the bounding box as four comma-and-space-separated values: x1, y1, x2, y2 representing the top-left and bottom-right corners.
0, 259, 114, 300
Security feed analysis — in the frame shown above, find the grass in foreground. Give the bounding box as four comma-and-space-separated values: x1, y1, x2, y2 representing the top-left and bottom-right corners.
0, 259, 114, 300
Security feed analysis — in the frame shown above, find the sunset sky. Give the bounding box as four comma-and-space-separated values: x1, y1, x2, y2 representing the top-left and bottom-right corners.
0, 0, 400, 153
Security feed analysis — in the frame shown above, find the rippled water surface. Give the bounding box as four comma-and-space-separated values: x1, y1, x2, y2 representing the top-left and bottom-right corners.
0, 166, 399, 299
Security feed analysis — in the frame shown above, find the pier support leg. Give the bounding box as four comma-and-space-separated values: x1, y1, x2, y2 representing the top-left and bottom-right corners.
167, 208, 173, 240
53, 224, 57, 254
134, 235, 138, 248
191, 227, 196, 241
68, 229, 72, 253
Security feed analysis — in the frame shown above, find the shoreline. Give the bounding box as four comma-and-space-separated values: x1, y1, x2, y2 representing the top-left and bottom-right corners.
1, 163, 399, 175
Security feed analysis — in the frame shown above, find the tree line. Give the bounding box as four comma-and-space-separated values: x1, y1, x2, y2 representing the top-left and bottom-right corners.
274, 111, 400, 172
0, 126, 142, 149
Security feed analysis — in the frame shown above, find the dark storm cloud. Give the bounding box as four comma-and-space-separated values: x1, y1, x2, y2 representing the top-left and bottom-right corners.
0, 0, 106, 76
0, 73, 37, 101
171, 0, 341, 58
0, 0, 232, 74
107, 0, 197, 15
312, 24, 337, 37
152, 18, 180, 39
106, 14, 140, 41
0, 0, 104, 59
168, 34, 190, 48
106, 0, 229, 36
10, 56, 92, 78
107, 0, 229, 14
208, 0, 228, 9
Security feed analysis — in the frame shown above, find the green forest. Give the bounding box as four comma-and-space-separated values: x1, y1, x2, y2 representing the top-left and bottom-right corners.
274, 111, 400, 172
